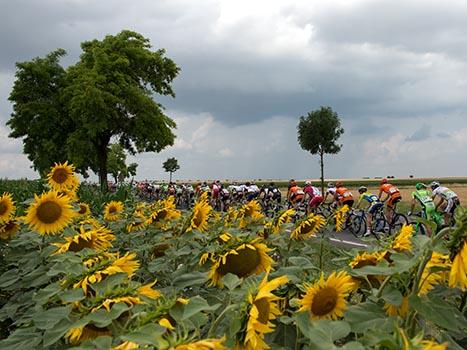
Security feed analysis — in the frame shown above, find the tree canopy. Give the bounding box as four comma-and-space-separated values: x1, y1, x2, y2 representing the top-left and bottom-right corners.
297, 106, 344, 194
107, 144, 138, 184
162, 157, 180, 182
8, 30, 179, 190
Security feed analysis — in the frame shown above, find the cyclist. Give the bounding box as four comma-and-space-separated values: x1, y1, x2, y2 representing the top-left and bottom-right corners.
287, 181, 305, 209
303, 181, 323, 213
334, 181, 354, 207
430, 181, 460, 226
260, 182, 282, 204
244, 182, 260, 201
356, 186, 383, 237
408, 183, 437, 236
378, 178, 402, 223
323, 182, 336, 202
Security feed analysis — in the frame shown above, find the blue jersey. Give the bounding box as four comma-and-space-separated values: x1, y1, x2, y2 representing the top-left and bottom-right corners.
358, 192, 380, 205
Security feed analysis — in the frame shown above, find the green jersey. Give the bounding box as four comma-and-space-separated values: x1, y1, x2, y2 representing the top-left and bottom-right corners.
412, 189, 435, 215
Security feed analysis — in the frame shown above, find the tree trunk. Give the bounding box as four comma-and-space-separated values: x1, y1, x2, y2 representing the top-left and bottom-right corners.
169, 171, 173, 183
320, 151, 325, 196
96, 140, 109, 192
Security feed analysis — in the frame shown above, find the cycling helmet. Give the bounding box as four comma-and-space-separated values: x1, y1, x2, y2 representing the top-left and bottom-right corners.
336, 181, 343, 188
358, 186, 367, 194
327, 182, 334, 188
415, 183, 426, 190
305, 180, 311, 186
381, 178, 388, 184
430, 181, 440, 189
290, 180, 297, 187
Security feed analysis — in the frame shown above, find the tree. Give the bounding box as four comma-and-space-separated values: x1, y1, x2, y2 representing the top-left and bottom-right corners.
163, 157, 180, 182
107, 144, 138, 184
8, 30, 180, 190
297, 106, 344, 195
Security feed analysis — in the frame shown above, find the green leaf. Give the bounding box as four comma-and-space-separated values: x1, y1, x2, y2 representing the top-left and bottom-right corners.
222, 273, 241, 291
60, 288, 85, 303
121, 324, 165, 345
172, 272, 207, 289
296, 312, 351, 348
33, 305, 72, 330
381, 285, 402, 306
0, 327, 42, 350
0, 269, 20, 288
33, 282, 62, 304
345, 302, 391, 333
43, 318, 73, 347
409, 295, 467, 332
181, 296, 220, 320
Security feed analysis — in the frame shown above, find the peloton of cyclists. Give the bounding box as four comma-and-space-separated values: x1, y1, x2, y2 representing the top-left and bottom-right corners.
356, 186, 383, 237
260, 182, 282, 204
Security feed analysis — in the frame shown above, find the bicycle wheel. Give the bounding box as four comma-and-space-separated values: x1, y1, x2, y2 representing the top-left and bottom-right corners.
349, 214, 366, 238
390, 213, 409, 235
373, 215, 389, 239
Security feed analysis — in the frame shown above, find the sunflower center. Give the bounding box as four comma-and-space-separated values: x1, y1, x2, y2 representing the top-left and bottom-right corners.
158, 209, 168, 220
78, 205, 87, 214
352, 258, 377, 269
52, 168, 69, 184
36, 201, 63, 224
300, 221, 316, 235
4, 221, 16, 231
108, 206, 117, 214
0, 201, 8, 215
311, 287, 338, 316
217, 246, 260, 277
254, 298, 270, 324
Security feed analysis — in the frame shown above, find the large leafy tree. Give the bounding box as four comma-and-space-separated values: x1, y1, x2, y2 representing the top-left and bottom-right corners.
8, 30, 179, 190
162, 157, 180, 182
297, 106, 344, 195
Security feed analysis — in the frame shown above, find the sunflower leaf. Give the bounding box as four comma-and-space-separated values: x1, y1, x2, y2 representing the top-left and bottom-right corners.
120, 324, 165, 345
32, 305, 72, 330
222, 273, 241, 290
181, 296, 221, 320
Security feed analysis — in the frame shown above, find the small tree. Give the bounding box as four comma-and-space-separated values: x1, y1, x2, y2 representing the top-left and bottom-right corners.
163, 157, 180, 182
107, 144, 138, 184
297, 106, 344, 195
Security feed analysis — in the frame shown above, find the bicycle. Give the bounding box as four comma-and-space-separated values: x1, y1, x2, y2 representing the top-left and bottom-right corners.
348, 207, 389, 239
384, 202, 409, 235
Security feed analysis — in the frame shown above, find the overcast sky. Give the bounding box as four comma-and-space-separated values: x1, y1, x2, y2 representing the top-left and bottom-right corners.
1, 0, 467, 181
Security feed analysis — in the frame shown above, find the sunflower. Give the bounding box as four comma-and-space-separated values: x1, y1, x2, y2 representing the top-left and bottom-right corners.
104, 201, 124, 221
25, 191, 76, 235
419, 252, 451, 295
73, 252, 140, 294
208, 239, 274, 287
449, 240, 467, 290
127, 212, 147, 232
290, 214, 326, 240
77, 202, 91, 216
238, 200, 264, 228
238, 275, 288, 350
299, 271, 354, 320
112, 341, 139, 350
349, 251, 385, 269
66, 324, 111, 344
272, 209, 295, 234
147, 197, 181, 228
391, 224, 414, 252
186, 198, 212, 232
0, 220, 20, 240
0, 193, 16, 223
158, 317, 175, 330
52, 224, 114, 254
396, 329, 448, 350
335, 205, 349, 232
47, 161, 79, 192
174, 338, 227, 350
383, 295, 409, 317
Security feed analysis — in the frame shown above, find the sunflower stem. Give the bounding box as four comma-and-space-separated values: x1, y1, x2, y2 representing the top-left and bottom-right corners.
207, 304, 237, 337
376, 275, 392, 298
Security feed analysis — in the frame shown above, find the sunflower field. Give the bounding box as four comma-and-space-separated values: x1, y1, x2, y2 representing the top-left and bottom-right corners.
0, 163, 466, 350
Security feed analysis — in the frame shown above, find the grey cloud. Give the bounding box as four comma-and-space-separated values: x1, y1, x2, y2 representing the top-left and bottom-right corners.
405, 124, 431, 141
436, 132, 451, 138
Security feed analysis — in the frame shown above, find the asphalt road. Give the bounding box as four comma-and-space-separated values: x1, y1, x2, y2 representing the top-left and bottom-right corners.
320, 230, 370, 249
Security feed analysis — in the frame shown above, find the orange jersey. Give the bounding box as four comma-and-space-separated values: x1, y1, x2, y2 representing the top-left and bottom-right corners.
336, 187, 353, 201
380, 184, 400, 197
290, 186, 305, 196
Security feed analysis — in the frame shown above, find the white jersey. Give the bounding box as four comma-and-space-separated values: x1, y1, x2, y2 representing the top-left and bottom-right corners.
229, 185, 243, 193
311, 186, 322, 197
249, 184, 260, 193
326, 187, 337, 196
432, 186, 457, 200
